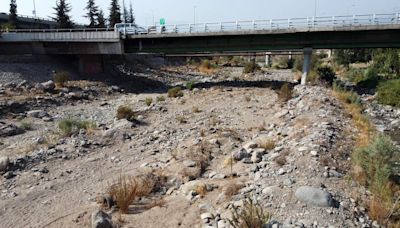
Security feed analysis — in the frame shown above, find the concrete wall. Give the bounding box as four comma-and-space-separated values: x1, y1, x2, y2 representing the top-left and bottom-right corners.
0, 31, 119, 42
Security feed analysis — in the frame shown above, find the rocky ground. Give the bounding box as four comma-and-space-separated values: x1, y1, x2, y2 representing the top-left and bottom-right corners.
0, 64, 393, 228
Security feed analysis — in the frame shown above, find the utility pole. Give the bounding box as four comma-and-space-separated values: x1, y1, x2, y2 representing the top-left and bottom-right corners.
32, 0, 37, 18
122, 0, 126, 36
193, 6, 197, 25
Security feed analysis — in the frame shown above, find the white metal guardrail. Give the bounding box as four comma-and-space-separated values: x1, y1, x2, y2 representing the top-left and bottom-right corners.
0, 13, 399, 40
150, 13, 400, 34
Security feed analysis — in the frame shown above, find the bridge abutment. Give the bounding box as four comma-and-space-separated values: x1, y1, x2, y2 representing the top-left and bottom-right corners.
301, 48, 313, 85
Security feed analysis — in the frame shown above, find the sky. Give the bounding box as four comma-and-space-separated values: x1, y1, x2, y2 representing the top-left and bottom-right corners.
0, 0, 399, 26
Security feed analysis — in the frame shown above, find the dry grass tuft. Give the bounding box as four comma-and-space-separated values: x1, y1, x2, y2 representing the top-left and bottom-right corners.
107, 173, 159, 214
228, 197, 271, 228
277, 83, 293, 102
192, 106, 201, 113
224, 181, 243, 199
145, 198, 167, 210
257, 138, 275, 151
275, 150, 289, 166
116, 106, 136, 121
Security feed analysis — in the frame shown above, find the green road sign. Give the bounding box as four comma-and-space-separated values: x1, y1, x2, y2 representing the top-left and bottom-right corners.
160, 18, 166, 25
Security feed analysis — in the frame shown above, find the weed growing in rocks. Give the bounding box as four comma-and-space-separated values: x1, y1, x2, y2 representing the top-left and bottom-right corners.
243, 62, 261, 74
192, 106, 201, 113
20, 120, 33, 131
145, 97, 153, 106
156, 96, 165, 102
176, 116, 187, 124
224, 181, 243, 199
168, 87, 184, 98
377, 79, 400, 107
58, 119, 96, 136
53, 71, 70, 87
107, 173, 159, 214
228, 197, 271, 228
277, 83, 293, 102
258, 139, 275, 151
352, 134, 400, 225
186, 81, 195, 90
116, 106, 136, 121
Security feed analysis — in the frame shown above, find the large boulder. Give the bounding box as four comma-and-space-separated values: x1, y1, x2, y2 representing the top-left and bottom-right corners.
0, 123, 24, 137
0, 156, 9, 172
91, 209, 113, 228
295, 186, 334, 207
41, 80, 55, 91
27, 110, 48, 118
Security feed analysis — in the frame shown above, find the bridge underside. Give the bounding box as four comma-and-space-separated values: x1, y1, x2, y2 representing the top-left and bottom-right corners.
0, 42, 123, 55
125, 28, 400, 54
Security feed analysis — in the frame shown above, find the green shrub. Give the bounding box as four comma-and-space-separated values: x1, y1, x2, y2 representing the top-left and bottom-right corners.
228, 197, 271, 228
53, 71, 70, 87
346, 67, 365, 83
377, 79, 400, 107
116, 106, 136, 121
58, 119, 96, 136
357, 67, 379, 88
156, 96, 165, 102
243, 62, 261, 73
186, 81, 195, 90
20, 120, 33, 131
352, 134, 399, 196
317, 65, 336, 85
145, 97, 153, 106
168, 87, 184, 98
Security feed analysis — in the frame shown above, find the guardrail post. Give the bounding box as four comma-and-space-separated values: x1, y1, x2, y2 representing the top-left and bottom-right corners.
373, 14, 376, 24
396, 12, 400, 24
288, 18, 291, 28
252, 20, 255, 30
332, 16, 335, 26
204, 23, 207, 32
236, 21, 239, 30
269, 19, 273, 31
220, 23, 223, 32
352, 15, 356, 25
312, 16, 315, 28
174, 25, 177, 33
189, 24, 192, 33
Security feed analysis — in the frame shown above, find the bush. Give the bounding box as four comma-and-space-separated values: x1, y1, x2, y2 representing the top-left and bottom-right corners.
156, 96, 165, 102
186, 81, 195, 90
116, 106, 136, 121
200, 59, 212, 69
243, 61, 261, 73
108, 174, 156, 214
53, 71, 70, 87
277, 83, 293, 102
145, 97, 153, 106
168, 87, 184, 98
377, 79, 400, 107
58, 118, 96, 136
20, 120, 33, 131
353, 134, 399, 188
317, 65, 336, 85
228, 197, 271, 228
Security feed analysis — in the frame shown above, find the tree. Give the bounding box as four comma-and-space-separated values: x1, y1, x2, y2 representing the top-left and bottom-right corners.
97, 10, 106, 28
53, 0, 73, 29
9, 0, 17, 27
127, 2, 135, 24
108, 0, 121, 27
84, 0, 99, 28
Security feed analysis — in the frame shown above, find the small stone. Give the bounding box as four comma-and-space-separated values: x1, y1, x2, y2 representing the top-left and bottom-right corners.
278, 168, 286, 175
91, 209, 113, 228
0, 156, 9, 172
310, 151, 318, 157
200, 212, 213, 220
184, 160, 196, 167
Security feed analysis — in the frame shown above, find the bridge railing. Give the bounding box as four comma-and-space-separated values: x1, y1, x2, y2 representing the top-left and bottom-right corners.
147, 12, 400, 35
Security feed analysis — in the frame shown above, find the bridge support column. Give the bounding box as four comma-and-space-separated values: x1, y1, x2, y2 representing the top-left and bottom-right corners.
78, 55, 104, 75
301, 48, 313, 85
265, 54, 271, 67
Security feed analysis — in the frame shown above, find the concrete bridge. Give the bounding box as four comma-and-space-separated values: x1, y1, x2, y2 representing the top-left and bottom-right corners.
1, 13, 400, 83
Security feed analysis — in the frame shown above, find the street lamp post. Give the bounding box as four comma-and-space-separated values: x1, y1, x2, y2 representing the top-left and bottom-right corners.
193, 6, 197, 25
122, 0, 126, 36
